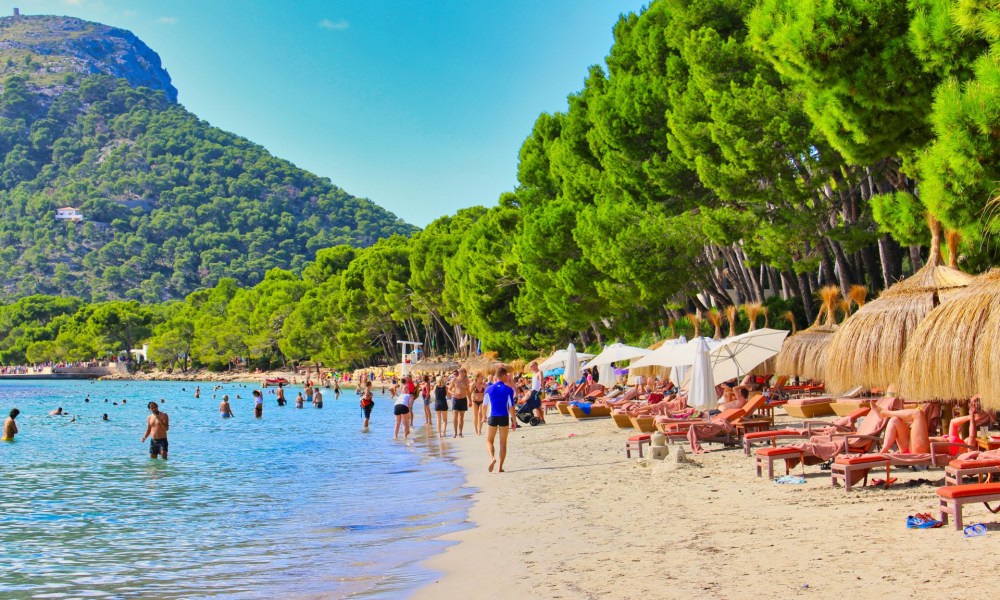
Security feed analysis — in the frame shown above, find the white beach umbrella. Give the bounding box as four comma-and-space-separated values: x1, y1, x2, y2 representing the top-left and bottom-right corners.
565, 343, 580, 385
539, 348, 594, 372
582, 343, 650, 369
630, 338, 696, 369
688, 337, 717, 411
710, 328, 789, 384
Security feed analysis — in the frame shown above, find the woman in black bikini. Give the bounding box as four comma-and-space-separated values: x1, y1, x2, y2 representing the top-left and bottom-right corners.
471, 373, 487, 436
434, 375, 449, 437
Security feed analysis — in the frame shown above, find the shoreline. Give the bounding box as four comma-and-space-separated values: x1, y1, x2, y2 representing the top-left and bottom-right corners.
96, 368, 360, 387
414, 413, 999, 599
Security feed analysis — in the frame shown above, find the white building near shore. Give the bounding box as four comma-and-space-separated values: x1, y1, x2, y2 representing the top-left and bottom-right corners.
55, 207, 84, 222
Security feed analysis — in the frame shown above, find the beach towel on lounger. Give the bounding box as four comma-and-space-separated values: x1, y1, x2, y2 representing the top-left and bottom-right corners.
570, 401, 591, 416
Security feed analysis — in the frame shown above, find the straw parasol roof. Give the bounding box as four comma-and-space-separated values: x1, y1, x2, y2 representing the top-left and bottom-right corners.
411, 358, 460, 373
461, 354, 505, 376
774, 286, 841, 381
823, 223, 973, 393
898, 269, 1000, 409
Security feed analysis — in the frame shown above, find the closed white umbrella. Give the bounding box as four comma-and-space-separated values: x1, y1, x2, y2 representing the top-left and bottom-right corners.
582, 343, 650, 369
565, 343, 580, 386
688, 337, 716, 411
710, 328, 789, 384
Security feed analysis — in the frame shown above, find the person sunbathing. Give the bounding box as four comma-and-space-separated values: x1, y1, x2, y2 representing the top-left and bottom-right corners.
869, 400, 930, 454
596, 387, 638, 407
625, 394, 692, 417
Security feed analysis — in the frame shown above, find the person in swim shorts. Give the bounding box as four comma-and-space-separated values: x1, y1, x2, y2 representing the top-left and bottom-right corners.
484, 366, 516, 473
449, 368, 471, 438
220, 395, 234, 418
141, 402, 169, 460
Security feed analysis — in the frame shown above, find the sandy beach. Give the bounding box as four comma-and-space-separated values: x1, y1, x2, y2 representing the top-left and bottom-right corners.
415, 412, 996, 600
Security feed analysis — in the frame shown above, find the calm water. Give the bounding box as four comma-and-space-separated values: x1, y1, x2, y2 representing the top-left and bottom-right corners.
0, 379, 471, 599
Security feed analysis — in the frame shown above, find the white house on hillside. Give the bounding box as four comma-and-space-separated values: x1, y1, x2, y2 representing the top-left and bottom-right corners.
55, 207, 84, 222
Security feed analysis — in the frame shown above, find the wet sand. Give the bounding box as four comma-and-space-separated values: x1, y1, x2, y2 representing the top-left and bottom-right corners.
415, 412, 996, 599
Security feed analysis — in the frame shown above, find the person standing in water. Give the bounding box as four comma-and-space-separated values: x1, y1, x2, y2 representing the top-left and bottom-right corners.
334, 380, 341, 399
313, 387, 324, 409
2, 408, 19, 441
253, 390, 264, 419
295, 391, 304, 408
449, 368, 471, 438
304, 382, 314, 407
420, 375, 432, 427
393, 386, 411, 439
194, 386, 200, 399
141, 402, 169, 460
276, 384, 287, 406
484, 366, 516, 473
220, 395, 234, 418
360, 381, 375, 431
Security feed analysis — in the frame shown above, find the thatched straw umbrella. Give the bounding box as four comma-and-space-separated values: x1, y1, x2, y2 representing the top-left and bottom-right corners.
774, 285, 841, 381
706, 309, 723, 339
823, 221, 973, 393
412, 358, 460, 373
898, 269, 1000, 409
686, 312, 703, 338
461, 353, 505, 377
724, 306, 738, 337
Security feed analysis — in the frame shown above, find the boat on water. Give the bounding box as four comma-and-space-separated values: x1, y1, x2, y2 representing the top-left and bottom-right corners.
262, 377, 290, 387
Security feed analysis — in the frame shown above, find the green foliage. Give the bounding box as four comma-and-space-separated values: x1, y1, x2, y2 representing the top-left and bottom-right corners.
0, 74, 414, 301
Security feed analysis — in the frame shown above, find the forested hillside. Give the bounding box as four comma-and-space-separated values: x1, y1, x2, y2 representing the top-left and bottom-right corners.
0, 16, 414, 301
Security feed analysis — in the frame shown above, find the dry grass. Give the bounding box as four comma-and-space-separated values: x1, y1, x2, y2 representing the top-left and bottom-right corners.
825, 261, 973, 393
898, 270, 1000, 409
724, 306, 737, 337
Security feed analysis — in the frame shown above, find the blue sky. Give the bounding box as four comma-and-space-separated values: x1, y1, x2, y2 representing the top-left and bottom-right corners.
6, 0, 648, 227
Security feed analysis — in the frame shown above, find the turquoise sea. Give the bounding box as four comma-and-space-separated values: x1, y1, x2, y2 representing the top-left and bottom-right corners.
0, 379, 471, 599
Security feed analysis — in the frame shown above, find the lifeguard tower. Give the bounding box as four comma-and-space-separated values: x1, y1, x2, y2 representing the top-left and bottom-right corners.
396, 340, 423, 378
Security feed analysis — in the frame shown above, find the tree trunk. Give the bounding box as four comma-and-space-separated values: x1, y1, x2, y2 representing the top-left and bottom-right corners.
797, 272, 815, 323
827, 238, 854, 292
908, 245, 923, 274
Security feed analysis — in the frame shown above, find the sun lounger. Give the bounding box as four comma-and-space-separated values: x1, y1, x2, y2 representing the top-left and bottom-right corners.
556, 401, 571, 415
625, 433, 652, 458
611, 411, 634, 428
742, 407, 871, 456
831, 455, 891, 491
755, 446, 806, 479
784, 396, 835, 419
936, 482, 1000, 529
630, 415, 657, 432
945, 457, 1000, 486
567, 403, 612, 419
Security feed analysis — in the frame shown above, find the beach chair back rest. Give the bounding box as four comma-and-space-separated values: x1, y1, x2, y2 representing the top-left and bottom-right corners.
719, 408, 746, 423
771, 375, 788, 391
741, 393, 766, 417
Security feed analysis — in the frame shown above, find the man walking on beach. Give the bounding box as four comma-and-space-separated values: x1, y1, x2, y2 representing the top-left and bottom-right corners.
2, 408, 19, 441
141, 402, 169, 460
485, 366, 516, 473
449, 368, 471, 438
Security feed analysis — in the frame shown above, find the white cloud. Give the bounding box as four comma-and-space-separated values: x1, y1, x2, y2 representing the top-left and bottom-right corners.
62, 0, 83, 5
156, 16, 178, 25
318, 18, 349, 31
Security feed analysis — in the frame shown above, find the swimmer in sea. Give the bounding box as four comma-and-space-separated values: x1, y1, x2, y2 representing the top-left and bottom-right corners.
2, 408, 19, 441
295, 392, 304, 408
220, 395, 234, 418
195, 386, 201, 399
50, 407, 64, 416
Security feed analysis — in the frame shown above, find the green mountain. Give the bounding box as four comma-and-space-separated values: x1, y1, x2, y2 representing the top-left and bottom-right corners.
0, 14, 415, 302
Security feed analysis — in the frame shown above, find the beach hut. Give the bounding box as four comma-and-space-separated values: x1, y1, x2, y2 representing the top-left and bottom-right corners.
897, 270, 1000, 410
823, 224, 972, 393
774, 286, 841, 382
